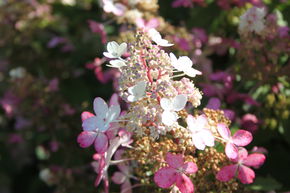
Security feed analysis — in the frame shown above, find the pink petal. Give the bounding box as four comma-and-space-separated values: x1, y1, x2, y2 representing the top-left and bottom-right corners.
225, 142, 239, 160
95, 156, 106, 187
242, 153, 266, 168
217, 123, 231, 140
238, 148, 248, 161
109, 93, 119, 106
94, 133, 108, 154
81, 111, 94, 121
182, 162, 198, 174
216, 165, 238, 182
154, 167, 177, 188
112, 171, 126, 184
77, 131, 97, 148
176, 174, 194, 193
238, 165, 255, 184
121, 179, 132, 193
166, 153, 184, 169
232, 130, 253, 146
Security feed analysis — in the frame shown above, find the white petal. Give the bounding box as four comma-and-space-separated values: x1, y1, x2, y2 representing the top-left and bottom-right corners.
103, 52, 115, 59
94, 97, 109, 119
162, 111, 178, 126
184, 68, 202, 77
201, 130, 215, 147
160, 98, 173, 111
170, 53, 178, 64
105, 105, 121, 125
118, 42, 127, 56
172, 94, 187, 111
192, 133, 206, 150
127, 95, 136, 102
107, 41, 118, 53
109, 59, 127, 68
178, 56, 193, 69
127, 81, 146, 102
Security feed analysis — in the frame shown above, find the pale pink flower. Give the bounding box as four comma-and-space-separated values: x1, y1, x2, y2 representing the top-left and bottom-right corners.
135, 18, 159, 32
154, 153, 198, 193
216, 148, 266, 184
217, 123, 253, 159
102, 0, 126, 16
77, 97, 120, 153
186, 115, 214, 150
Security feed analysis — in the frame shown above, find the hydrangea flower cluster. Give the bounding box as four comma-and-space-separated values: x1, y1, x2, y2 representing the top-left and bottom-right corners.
77, 30, 266, 193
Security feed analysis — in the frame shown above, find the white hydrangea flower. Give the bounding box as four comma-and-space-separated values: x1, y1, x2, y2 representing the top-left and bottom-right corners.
9, 67, 26, 79
127, 81, 147, 102
148, 29, 173, 47
160, 94, 187, 126
239, 7, 266, 35
103, 41, 127, 59
170, 53, 202, 77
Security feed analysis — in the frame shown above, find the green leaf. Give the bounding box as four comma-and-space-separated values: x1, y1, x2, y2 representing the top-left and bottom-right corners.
248, 176, 282, 191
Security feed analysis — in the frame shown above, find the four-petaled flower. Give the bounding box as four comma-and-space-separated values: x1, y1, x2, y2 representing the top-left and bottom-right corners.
216, 148, 266, 184
170, 53, 202, 77
186, 115, 215, 150
160, 94, 187, 126
154, 153, 198, 193
77, 97, 120, 153
103, 41, 127, 59
217, 123, 253, 159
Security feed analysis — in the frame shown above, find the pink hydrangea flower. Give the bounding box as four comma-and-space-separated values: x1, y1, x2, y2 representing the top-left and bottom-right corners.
154, 153, 198, 193
216, 148, 266, 184
186, 115, 215, 150
77, 97, 120, 153
217, 123, 253, 159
